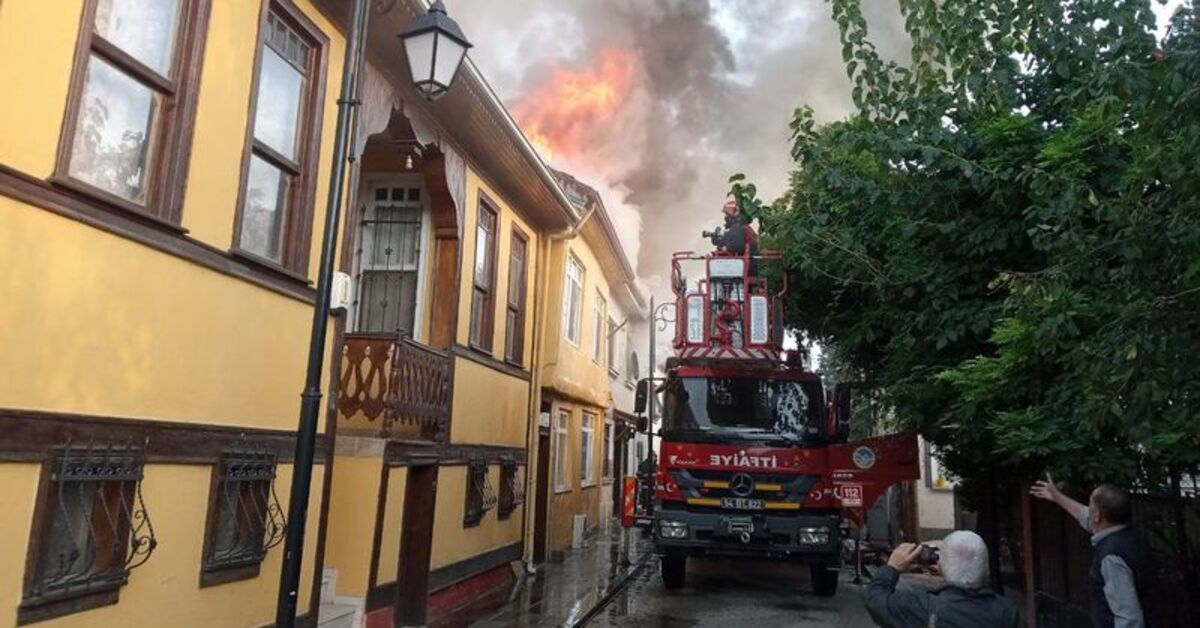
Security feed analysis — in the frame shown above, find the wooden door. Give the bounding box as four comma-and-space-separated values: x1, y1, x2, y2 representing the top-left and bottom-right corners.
396, 463, 438, 627
533, 428, 551, 563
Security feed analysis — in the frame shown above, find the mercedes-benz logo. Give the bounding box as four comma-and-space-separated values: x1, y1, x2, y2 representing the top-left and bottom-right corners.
730, 473, 756, 497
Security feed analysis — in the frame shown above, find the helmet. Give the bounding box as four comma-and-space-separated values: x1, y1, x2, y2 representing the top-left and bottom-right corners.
722, 198, 739, 216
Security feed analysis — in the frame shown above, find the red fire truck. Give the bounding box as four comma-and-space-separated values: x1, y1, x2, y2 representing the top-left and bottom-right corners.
634, 238, 920, 596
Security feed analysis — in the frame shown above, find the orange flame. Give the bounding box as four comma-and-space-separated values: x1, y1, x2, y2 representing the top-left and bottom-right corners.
512, 47, 637, 164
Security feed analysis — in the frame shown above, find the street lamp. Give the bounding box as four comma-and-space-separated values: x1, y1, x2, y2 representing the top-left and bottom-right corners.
399, 0, 473, 100
275, 1, 471, 626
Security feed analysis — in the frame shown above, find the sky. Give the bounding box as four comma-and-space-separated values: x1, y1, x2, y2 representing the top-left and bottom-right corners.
450, 0, 1189, 368
451, 0, 909, 287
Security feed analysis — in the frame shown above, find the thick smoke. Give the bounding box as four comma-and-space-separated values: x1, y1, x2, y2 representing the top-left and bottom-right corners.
451, 0, 909, 288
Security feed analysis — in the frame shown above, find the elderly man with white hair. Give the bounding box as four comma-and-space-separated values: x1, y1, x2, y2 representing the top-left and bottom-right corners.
865, 531, 1022, 628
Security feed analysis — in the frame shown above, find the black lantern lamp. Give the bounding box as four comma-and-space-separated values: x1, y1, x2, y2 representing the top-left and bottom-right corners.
399, 0, 473, 100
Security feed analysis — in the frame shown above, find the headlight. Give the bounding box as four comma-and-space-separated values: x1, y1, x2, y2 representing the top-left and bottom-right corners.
798, 526, 830, 545
659, 520, 689, 539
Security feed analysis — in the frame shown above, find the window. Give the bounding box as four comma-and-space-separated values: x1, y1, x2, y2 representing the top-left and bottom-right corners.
57, 0, 208, 220
354, 184, 424, 333
498, 456, 525, 519
233, 3, 327, 273
463, 458, 497, 526
563, 254, 584, 345
21, 443, 157, 624
553, 409, 570, 492
581, 412, 596, 486
607, 317, 619, 375
201, 452, 286, 585
504, 229, 528, 365
602, 417, 614, 481
469, 202, 499, 351
592, 292, 607, 362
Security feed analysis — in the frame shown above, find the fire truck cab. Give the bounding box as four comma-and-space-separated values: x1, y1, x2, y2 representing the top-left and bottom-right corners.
640, 236, 919, 596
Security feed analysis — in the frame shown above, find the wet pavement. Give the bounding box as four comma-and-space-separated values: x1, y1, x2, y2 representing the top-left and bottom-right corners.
469, 520, 885, 628
586, 558, 877, 627
471, 521, 654, 627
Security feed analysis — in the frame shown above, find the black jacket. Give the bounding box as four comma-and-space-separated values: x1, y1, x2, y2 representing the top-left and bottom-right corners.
866, 566, 1023, 628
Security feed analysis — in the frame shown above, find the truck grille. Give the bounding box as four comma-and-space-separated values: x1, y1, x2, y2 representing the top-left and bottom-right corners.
669, 469, 819, 503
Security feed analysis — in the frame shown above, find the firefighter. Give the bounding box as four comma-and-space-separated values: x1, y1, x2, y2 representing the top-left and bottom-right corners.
708, 198, 758, 256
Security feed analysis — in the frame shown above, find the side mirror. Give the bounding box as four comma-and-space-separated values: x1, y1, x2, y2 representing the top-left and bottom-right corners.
634, 378, 650, 415
636, 415, 649, 433
833, 383, 852, 442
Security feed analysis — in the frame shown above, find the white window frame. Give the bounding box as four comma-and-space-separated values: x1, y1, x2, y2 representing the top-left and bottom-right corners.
607, 316, 620, 377
603, 416, 614, 482
592, 291, 606, 363
581, 412, 597, 486
351, 175, 430, 339
554, 409, 571, 493
563, 254, 584, 346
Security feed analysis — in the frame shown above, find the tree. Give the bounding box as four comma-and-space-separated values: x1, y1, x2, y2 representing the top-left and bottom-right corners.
748, 0, 1200, 496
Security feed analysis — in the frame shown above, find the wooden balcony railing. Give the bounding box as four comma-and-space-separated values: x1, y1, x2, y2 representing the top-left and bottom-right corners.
338, 333, 450, 441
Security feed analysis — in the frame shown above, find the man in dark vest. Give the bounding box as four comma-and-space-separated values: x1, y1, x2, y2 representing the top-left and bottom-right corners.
1031, 476, 1163, 628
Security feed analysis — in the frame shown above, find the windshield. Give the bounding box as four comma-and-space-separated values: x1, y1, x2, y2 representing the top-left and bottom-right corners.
662, 376, 825, 444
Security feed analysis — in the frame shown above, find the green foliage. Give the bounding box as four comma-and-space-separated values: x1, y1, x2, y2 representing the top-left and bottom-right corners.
755, 0, 1200, 495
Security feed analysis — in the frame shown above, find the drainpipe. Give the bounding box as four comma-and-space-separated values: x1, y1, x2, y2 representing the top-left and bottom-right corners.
549, 202, 596, 241
275, 0, 369, 625
522, 229, 552, 568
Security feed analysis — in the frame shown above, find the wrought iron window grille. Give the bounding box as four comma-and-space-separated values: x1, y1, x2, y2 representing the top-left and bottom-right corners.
22, 440, 157, 608
498, 456, 524, 519
202, 450, 286, 575
463, 458, 497, 526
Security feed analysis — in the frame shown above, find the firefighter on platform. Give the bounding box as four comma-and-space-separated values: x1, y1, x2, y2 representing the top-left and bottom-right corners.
705, 198, 758, 256
704, 197, 760, 282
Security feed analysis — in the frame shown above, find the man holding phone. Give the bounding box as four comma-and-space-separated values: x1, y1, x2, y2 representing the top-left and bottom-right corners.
865, 530, 1022, 628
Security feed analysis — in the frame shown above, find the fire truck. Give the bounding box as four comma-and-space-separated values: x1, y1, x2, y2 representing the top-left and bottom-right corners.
632, 222, 920, 596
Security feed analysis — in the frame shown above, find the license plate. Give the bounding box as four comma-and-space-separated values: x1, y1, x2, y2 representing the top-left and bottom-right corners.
721, 497, 764, 510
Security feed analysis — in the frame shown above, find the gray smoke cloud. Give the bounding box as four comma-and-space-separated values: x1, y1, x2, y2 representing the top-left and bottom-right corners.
451, 0, 910, 290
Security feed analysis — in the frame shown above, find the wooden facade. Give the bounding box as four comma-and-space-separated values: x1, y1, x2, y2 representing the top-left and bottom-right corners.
0, 0, 343, 625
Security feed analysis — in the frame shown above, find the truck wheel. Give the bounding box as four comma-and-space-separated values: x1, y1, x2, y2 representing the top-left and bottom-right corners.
661, 556, 686, 590
810, 564, 839, 597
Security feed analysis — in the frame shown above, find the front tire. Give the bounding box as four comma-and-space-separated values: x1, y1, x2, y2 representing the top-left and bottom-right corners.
811, 563, 839, 597
661, 555, 686, 590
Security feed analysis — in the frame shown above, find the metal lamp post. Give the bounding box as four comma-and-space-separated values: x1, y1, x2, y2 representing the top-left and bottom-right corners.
399, 0, 473, 100
275, 2, 471, 626
646, 297, 675, 456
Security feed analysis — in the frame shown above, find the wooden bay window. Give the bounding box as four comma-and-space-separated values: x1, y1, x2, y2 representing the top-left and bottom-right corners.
463, 458, 497, 527
469, 200, 499, 351
200, 451, 286, 586
21, 442, 157, 624
504, 229, 528, 365
56, 0, 211, 223
232, 0, 328, 274
498, 456, 524, 519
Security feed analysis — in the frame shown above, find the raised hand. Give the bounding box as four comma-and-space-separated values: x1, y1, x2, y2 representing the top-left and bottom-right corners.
1030, 474, 1061, 501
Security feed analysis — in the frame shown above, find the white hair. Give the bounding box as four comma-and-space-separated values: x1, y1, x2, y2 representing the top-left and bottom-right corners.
939, 531, 989, 589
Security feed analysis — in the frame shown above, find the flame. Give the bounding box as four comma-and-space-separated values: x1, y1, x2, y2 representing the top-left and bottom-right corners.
512, 47, 637, 164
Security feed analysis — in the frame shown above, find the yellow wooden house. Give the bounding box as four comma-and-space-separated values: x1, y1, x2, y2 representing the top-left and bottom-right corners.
0, 1, 620, 628
0, 0, 345, 626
